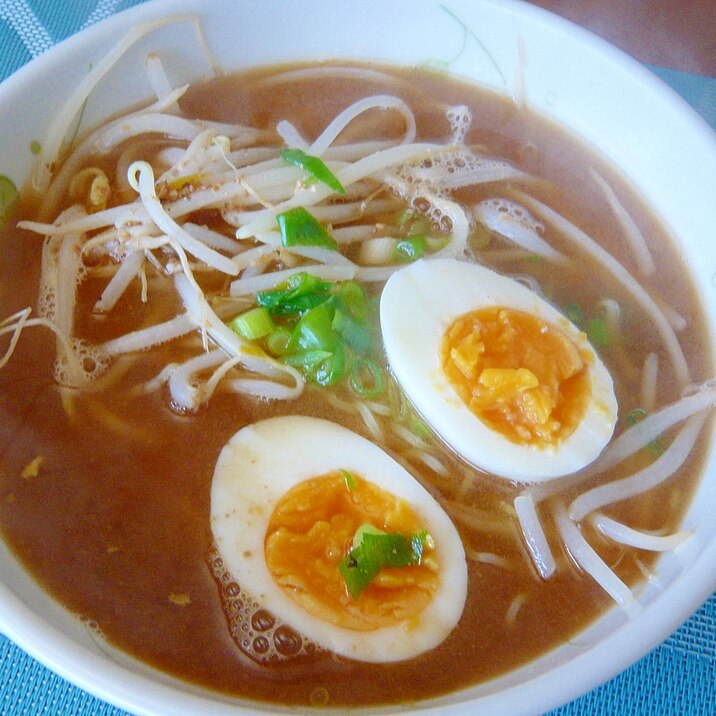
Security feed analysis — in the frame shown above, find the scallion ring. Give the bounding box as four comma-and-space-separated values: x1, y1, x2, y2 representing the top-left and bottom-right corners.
350, 358, 384, 398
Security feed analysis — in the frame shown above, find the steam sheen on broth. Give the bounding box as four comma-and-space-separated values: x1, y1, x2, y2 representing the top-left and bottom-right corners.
0, 20, 714, 708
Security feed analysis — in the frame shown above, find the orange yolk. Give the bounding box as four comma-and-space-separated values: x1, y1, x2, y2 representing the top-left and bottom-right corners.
440, 307, 592, 447
264, 472, 439, 631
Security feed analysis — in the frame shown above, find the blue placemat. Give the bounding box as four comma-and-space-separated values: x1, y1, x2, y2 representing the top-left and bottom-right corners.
0, 2, 715, 715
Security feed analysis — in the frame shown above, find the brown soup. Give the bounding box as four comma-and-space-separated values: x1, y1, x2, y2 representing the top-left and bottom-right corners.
0, 62, 711, 708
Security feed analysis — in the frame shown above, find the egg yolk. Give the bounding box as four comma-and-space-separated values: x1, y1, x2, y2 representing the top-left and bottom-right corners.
264, 472, 439, 631
440, 307, 592, 447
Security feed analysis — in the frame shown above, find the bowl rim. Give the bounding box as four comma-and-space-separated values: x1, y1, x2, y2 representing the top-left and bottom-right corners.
0, 0, 715, 715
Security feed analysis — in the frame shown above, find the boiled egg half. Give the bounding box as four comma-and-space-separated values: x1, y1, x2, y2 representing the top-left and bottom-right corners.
380, 258, 618, 482
210, 415, 467, 663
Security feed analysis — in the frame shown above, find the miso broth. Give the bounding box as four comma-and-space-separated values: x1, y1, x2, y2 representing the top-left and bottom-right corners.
0, 61, 711, 708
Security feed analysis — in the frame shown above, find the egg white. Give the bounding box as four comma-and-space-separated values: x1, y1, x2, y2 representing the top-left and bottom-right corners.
210, 415, 467, 663
379, 258, 618, 482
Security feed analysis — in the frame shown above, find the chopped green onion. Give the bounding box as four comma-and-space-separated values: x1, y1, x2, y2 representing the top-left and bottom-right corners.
367, 294, 380, 317
286, 343, 344, 386
339, 525, 429, 599
395, 236, 426, 263
257, 273, 379, 389
350, 359, 384, 398
332, 308, 373, 354
398, 209, 447, 255
276, 206, 338, 250
281, 148, 346, 194
284, 346, 346, 386
648, 438, 667, 457
340, 468, 357, 491
257, 271, 333, 316
334, 281, 368, 320
283, 348, 333, 369
0, 176, 19, 226
283, 304, 346, 386
30, 140, 42, 155
288, 303, 339, 353
266, 328, 292, 356
350, 523, 385, 549
229, 307, 275, 340
409, 414, 433, 441
564, 303, 584, 326
311, 345, 346, 386
586, 318, 610, 348
626, 408, 648, 426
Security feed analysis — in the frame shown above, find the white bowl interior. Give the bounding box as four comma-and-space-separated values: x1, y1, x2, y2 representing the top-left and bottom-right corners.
0, 1, 715, 714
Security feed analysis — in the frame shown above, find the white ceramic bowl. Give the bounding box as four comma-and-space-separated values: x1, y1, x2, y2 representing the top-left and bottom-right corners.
0, 1, 715, 714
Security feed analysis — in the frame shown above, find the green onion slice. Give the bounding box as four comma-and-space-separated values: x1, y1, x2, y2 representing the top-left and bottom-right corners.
281, 148, 345, 194
289, 303, 340, 352
626, 408, 647, 426
276, 206, 338, 250
257, 271, 333, 316
287, 344, 344, 386
283, 348, 333, 369
586, 317, 610, 348
283, 304, 347, 385
0, 176, 19, 226
283, 346, 346, 386
332, 308, 373, 355
395, 236, 426, 263
340, 468, 358, 491
265, 327, 292, 356
409, 414, 433, 441
334, 281, 368, 320
256, 273, 379, 388
312, 345, 346, 386
406, 217, 432, 237
564, 303, 584, 326
229, 307, 275, 340
339, 524, 430, 600
350, 359, 384, 398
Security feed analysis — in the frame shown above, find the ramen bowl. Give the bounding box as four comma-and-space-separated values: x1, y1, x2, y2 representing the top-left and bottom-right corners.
0, 0, 715, 714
